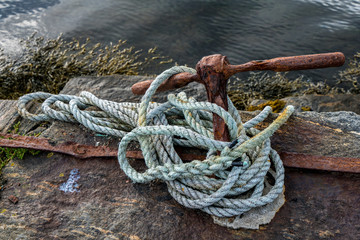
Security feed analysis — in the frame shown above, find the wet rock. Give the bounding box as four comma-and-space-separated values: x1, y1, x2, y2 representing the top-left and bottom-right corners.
0, 76, 359, 239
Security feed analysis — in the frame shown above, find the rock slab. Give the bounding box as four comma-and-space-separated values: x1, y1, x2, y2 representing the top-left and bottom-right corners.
283, 94, 360, 114
0, 75, 359, 239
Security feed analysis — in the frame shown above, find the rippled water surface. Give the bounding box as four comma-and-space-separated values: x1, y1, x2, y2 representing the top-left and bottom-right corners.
1, 0, 359, 81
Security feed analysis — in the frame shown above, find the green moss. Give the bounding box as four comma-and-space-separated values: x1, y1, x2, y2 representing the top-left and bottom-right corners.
8, 121, 20, 134
0, 147, 40, 175
247, 99, 286, 113
0, 33, 172, 99
0, 122, 41, 176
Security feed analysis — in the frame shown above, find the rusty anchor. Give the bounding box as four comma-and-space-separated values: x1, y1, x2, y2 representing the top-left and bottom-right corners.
132, 52, 345, 142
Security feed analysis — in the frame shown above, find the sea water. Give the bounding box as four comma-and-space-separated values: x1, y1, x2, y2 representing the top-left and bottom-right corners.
0, 0, 359, 83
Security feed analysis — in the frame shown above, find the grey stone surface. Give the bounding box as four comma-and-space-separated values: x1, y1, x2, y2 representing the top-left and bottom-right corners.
240, 110, 360, 159
300, 111, 360, 133
60, 74, 207, 103
283, 94, 360, 114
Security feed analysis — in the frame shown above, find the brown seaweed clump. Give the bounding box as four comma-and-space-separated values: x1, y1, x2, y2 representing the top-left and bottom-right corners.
0, 33, 172, 99
337, 52, 360, 94
246, 99, 286, 113
227, 72, 336, 110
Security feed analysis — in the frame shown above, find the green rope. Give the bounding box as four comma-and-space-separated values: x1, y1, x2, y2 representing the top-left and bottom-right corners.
17, 66, 294, 218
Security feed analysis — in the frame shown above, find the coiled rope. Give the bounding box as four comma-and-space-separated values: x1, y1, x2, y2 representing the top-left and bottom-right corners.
17, 66, 294, 218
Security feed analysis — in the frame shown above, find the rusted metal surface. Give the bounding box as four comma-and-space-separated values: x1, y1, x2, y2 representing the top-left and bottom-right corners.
131, 52, 345, 95
195, 55, 231, 141
225, 52, 345, 76
1, 133, 359, 173
0, 133, 117, 159
0, 133, 205, 161
8, 194, 19, 204
131, 72, 199, 95
280, 152, 360, 173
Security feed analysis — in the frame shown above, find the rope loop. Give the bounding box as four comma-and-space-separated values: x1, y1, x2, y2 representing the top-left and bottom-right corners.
17, 66, 294, 218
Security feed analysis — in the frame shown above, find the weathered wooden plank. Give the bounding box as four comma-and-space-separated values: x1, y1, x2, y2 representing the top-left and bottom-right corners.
0, 100, 20, 134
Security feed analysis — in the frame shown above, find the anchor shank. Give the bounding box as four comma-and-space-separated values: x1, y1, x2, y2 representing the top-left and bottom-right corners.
196, 54, 231, 142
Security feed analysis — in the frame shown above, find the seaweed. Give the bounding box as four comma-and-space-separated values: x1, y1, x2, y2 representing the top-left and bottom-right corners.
228, 72, 339, 110
246, 99, 286, 113
0, 33, 172, 99
337, 52, 360, 94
